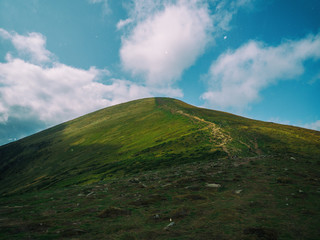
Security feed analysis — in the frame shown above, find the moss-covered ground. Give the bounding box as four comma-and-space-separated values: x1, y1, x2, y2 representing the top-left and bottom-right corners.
1, 154, 320, 239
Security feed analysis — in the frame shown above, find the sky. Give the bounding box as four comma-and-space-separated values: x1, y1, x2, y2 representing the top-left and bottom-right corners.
0, 0, 320, 145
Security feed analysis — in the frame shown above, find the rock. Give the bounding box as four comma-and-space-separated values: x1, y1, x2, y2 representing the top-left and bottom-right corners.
129, 178, 139, 183
139, 183, 147, 188
235, 189, 242, 194
86, 192, 94, 197
164, 222, 175, 230
77, 193, 85, 197
290, 157, 296, 160
206, 183, 221, 188
161, 183, 172, 188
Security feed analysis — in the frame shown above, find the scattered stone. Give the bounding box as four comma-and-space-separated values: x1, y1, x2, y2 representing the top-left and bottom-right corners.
290, 157, 296, 160
235, 189, 242, 194
164, 221, 175, 230
139, 183, 148, 188
206, 183, 221, 188
77, 193, 85, 197
129, 178, 140, 183
161, 183, 172, 188
86, 192, 94, 197
299, 189, 303, 193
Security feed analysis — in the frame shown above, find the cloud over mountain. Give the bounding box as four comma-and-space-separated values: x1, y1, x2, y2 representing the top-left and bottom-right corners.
120, 0, 213, 88
119, 0, 251, 91
0, 28, 154, 144
202, 32, 320, 111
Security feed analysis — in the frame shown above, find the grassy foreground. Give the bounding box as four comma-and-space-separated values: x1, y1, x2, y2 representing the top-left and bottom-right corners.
0, 97, 319, 239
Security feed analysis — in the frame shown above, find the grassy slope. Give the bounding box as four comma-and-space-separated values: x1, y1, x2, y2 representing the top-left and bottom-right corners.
0, 98, 218, 194
0, 97, 320, 239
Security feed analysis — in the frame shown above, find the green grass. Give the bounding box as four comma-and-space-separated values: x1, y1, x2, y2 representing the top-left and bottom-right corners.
0, 97, 320, 239
1, 155, 319, 239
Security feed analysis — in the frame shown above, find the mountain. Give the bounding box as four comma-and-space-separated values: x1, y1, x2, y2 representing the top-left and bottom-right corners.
0, 97, 320, 239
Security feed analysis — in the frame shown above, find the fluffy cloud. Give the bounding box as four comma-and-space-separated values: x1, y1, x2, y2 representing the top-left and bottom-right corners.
120, 0, 213, 88
119, 0, 253, 91
0, 28, 52, 64
0, 29, 157, 144
116, 18, 134, 30
202, 32, 320, 110
0, 28, 185, 127
0, 58, 110, 124
0, 55, 157, 123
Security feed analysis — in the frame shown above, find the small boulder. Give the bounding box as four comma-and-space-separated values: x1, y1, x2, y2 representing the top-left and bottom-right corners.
86, 192, 94, 197
129, 178, 140, 183
164, 222, 175, 230
206, 183, 221, 188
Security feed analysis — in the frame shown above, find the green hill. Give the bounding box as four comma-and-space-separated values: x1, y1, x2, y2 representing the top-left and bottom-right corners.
0, 97, 320, 239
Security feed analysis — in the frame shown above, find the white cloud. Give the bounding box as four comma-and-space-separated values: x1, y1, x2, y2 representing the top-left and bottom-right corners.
0, 54, 181, 136
202, 32, 320, 110
304, 120, 320, 131
116, 18, 133, 30
0, 56, 158, 126
119, 0, 253, 92
0, 28, 183, 133
122, 0, 164, 22
0, 28, 52, 64
120, 0, 213, 88
0, 58, 111, 124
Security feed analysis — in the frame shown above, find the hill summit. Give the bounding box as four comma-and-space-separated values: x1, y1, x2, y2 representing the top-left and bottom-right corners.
0, 97, 320, 239
1, 97, 319, 194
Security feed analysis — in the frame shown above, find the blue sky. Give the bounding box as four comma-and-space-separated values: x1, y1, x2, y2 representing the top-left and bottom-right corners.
0, 0, 319, 145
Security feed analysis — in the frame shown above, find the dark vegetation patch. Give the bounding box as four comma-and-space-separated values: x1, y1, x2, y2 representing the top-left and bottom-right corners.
243, 227, 278, 240
98, 207, 131, 218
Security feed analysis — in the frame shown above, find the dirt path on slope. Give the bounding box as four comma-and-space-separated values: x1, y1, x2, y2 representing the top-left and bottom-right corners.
176, 110, 232, 156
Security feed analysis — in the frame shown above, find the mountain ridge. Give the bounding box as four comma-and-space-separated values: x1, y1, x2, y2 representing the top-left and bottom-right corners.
0, 97, 319, 195
1, 97, 320, 239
